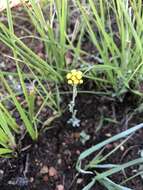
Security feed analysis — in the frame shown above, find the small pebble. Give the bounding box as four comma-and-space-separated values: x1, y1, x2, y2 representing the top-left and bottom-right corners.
40, 165, 49, 174
29, 177, 34, 183
120, 145, 125, 151
106, 144, 113, 149
0, 170, 4, 180
76, 150, 80, 155
77, 178, 83, 184
105, 133, 112, 137
49, 167, 57, 177
57, 159, 62, 165
43, 175, 49, 182
56, 184, 64, 190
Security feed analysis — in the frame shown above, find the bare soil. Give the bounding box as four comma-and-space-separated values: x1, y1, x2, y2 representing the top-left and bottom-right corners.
0, 92, 143, 190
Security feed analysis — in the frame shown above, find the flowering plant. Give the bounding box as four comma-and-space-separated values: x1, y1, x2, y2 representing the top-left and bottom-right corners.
66, 70, 83, 127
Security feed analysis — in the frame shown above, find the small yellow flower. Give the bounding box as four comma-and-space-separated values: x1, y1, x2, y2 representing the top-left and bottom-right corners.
76, 72, 82, 80
68, 80, 73, 85
66, 73, 72, 79
71, 69, 77, 74
71, 76, 76, 81
66, 70, 83, 85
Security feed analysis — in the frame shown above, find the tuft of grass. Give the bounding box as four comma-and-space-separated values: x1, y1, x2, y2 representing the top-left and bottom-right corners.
0, 103, 18, 157
76, 0, 143, 98
76, 123, 143, 190
0, 0, 65, 145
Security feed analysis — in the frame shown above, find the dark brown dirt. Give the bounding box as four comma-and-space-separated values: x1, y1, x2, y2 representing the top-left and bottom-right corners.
0, 93, 143, 190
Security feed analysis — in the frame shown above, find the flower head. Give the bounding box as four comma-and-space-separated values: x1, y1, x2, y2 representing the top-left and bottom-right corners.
66, 70, 83, 85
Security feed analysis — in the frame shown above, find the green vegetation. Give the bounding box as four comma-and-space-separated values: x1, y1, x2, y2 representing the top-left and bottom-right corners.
0, 0, 143, 189
77, 0, 143, 97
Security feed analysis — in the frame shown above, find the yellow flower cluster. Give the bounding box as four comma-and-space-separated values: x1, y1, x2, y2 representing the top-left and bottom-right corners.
66, 70, 83, 85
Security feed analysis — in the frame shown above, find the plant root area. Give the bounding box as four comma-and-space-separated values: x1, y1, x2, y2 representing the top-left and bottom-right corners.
0, 94, 143, 190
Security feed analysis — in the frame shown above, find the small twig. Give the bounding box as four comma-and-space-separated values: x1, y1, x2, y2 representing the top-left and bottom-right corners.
21, 145, 31, 152
68, 173, 79, 190
23, 153, 29, 177
120, 145, 139, 162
